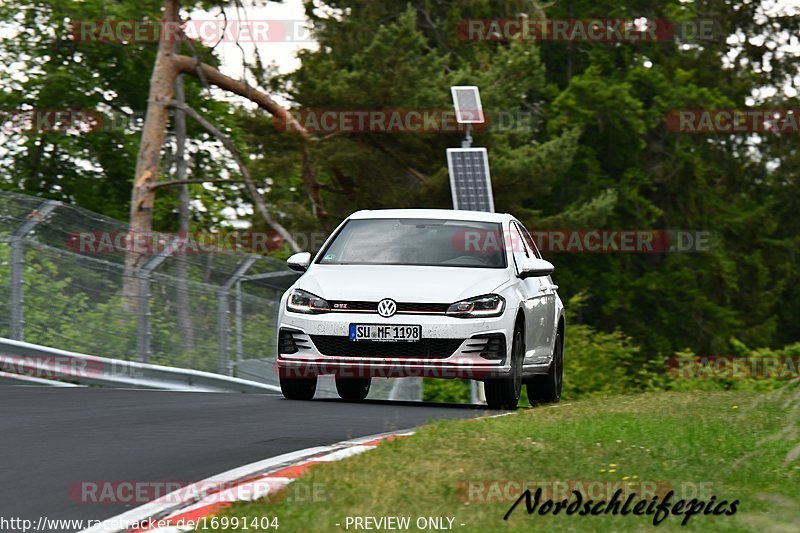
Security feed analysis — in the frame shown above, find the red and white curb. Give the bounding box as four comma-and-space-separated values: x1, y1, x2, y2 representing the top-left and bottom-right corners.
78, 431, 414, 533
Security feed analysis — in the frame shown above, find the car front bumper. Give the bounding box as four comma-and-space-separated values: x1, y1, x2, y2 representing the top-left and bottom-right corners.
276, 309, 516, 380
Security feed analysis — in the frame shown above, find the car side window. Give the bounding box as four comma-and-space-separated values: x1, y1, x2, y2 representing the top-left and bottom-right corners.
518, 223, 542, 259
510, 222, 529, 275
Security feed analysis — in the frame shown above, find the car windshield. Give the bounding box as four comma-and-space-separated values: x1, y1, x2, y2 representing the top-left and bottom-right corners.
317, 218, 506, 268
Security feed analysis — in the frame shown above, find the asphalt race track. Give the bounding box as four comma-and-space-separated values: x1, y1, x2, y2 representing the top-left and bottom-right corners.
0, 386, 484, 531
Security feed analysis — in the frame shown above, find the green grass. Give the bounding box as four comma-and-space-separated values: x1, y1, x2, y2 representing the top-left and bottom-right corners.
202, 388, 800, 532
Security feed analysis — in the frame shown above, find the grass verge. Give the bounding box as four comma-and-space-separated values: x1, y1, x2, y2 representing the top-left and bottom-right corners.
202, 388, 799, 532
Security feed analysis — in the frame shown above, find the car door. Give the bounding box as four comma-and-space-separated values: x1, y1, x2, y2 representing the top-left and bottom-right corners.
519, 223, 558, 358
509, 221, 549, 361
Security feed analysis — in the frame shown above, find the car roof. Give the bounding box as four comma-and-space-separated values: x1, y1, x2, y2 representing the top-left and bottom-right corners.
347, 209, 512, 223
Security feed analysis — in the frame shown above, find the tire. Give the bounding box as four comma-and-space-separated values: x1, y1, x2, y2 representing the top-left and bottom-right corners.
335, 377, 371, 401
527, 331, 563, 405
279, 375, 317, 400
484, 326, 523, 410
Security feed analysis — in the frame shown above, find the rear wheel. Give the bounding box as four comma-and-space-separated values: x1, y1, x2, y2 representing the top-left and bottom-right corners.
336, 377, 371, 401
279, 375, 317, 401
527, 332, 563, 405
484, 326, 523, 410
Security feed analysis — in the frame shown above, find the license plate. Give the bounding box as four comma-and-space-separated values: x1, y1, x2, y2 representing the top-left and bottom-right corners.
349, 324, 422, 342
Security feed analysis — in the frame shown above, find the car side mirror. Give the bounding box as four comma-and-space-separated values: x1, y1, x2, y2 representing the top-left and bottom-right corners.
287, 252, 312, 272
519, 257, 554, 279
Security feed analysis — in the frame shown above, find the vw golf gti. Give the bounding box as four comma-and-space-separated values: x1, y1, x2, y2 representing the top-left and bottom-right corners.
277, 209, 564, 409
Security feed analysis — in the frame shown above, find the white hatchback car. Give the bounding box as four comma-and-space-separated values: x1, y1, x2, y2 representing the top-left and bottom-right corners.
276, 209, 564, 409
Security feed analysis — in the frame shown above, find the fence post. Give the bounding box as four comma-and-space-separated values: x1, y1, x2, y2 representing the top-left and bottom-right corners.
218, 257, 257, 376
8, 200, 60, 341
9, 239, 24, 341
235, 278, 244, 364
136, 270, 151, 363
136, 237, 182, 363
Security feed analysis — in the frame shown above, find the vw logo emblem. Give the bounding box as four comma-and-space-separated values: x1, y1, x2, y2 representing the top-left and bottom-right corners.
377, 298, 397, 318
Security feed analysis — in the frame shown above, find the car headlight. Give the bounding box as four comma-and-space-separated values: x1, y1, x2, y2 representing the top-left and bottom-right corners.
286, 289, 331, 314
446, 294, 505, 318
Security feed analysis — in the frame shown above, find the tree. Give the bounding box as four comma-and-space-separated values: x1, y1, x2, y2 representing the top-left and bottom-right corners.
120, 0, 316, 302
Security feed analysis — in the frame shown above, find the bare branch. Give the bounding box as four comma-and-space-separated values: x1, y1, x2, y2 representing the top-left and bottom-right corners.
149, 178, 238, 190
170, 99, 301, 253
172, 54, 310, 141
173, 54, 329, 224
365, 137, 429, 182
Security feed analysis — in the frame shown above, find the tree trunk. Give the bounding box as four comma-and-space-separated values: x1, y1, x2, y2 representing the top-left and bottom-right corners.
123, 0, 181, 306
173, 74, 195, 349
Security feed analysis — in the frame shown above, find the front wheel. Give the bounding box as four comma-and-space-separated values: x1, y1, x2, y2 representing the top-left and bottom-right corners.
527, 332, 563, 405
280, 375, 317, 400
484, 326, 523, 410
336, 377, 371, 401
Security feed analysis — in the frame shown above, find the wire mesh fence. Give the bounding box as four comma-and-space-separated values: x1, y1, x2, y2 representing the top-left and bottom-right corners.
0, 190, 419, 400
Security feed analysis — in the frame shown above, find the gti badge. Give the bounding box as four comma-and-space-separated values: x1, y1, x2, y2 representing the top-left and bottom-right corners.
377, 298, 397, 318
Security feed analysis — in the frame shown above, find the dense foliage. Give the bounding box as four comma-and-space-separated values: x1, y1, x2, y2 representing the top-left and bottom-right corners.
270, 0, 800, 360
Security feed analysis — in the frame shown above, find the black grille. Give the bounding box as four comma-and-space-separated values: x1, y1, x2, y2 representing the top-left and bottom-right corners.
310, 336, 463, 358
397, 302, 450, 313
461, 333, 506, 361
278, 328, 311, 354
327, 301, 450, 314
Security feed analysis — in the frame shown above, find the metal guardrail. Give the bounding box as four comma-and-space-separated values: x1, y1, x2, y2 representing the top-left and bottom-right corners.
0, 190, 298, 377
0, 337, 280, 393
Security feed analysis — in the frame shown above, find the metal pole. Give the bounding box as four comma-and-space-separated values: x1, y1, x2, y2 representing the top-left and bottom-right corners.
8, 200, 59, 341
451, 86, 485, 404
218, 257, 257, 376
460, 123, 481, 402
136, 272, 151, 362
136, 236, 183, 362
461, 124, 473, 148
9, 239, 24, 340
217, 289, 229, 375
235, 279, 244, 364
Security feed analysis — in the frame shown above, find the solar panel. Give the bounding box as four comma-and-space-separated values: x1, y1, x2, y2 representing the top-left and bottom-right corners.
447, 148, 495, 212
450, 86, 485, 124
